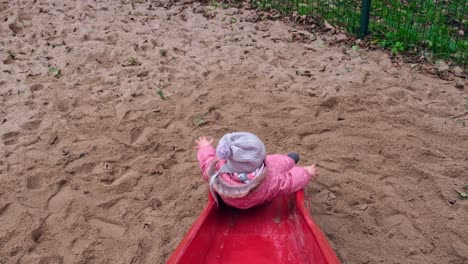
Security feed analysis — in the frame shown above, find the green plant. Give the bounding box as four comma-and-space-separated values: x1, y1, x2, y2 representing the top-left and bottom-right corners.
159, 49, 168, 57
391, 41, 405, 54
157, 90, 166, 100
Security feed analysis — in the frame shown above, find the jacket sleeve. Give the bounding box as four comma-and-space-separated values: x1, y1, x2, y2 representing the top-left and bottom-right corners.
276, 166, 312, 195
266, 154, 295, 173
197, 145, 217, 181
265, 154, 312, 195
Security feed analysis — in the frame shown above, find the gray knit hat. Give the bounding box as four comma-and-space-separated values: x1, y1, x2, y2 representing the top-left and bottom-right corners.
215, 132, 266, 174
209, 132, 267, 205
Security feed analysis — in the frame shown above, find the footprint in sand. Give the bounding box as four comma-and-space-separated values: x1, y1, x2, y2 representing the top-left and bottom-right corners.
130, 127, 154, 145
88, 218, 125, 237
20, 120, 42, 131
64, 161, 96, 174
37, 255, 63, 264
114, 99, 160, 122
25, 148, 50, 162
2, 131, 20, 145
26, 174, 43, 189
382, 213, 422, 240
69, 238, 92, 258
31, 224, 44, 243
29, 84, 44, 92
0, 203, 11, 217
47, 182, 72, 213
108, 171, 142, 194
110, 126, 154, 146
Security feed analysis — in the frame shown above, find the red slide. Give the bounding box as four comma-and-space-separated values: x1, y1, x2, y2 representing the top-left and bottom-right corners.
167, 190, 340, 264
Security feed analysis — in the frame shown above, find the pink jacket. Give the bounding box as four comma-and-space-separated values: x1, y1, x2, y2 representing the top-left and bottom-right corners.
197, 145, 312, 209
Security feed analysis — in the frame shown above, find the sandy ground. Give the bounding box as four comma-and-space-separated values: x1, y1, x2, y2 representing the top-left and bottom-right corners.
1, 0, 468, 263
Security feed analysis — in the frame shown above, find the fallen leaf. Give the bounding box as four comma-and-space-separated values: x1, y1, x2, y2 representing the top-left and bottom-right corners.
435, 60, 449, 72
230, 17, 237, 24
126, 57, 140, 66
457, 190, 468, 200
48, 67, 60, 77
49, 134, 59, 145
357, 204, 368, 211
453, 66, 463, 76
304, 44, 316, 51
324, 20, 334, 30
352, 45, 359, 51
192, 116, 207, 126
7, 50, 16, 60
137, 70, 149, 77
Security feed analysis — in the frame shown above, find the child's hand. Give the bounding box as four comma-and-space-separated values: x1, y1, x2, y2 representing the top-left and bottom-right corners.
305, 164, 318, 179
195, 136, 213, 149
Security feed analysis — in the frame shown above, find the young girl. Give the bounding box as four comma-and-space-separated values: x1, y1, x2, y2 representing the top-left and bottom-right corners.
196, 132, 318, 209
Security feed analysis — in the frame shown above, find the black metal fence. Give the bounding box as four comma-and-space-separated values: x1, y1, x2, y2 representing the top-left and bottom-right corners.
252, 0, 467, 65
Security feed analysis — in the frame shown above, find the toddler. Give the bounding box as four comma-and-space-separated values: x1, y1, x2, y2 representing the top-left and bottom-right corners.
196, 132, 317, 209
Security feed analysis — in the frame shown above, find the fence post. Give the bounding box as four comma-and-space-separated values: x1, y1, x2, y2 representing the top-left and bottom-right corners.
359, 0, 372, 38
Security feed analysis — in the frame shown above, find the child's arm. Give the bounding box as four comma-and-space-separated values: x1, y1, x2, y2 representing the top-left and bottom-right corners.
195, 136, 215, 181
277, 164, 318, 195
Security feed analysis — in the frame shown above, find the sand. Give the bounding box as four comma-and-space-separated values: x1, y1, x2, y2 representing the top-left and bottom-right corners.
1, 0, 467, 263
